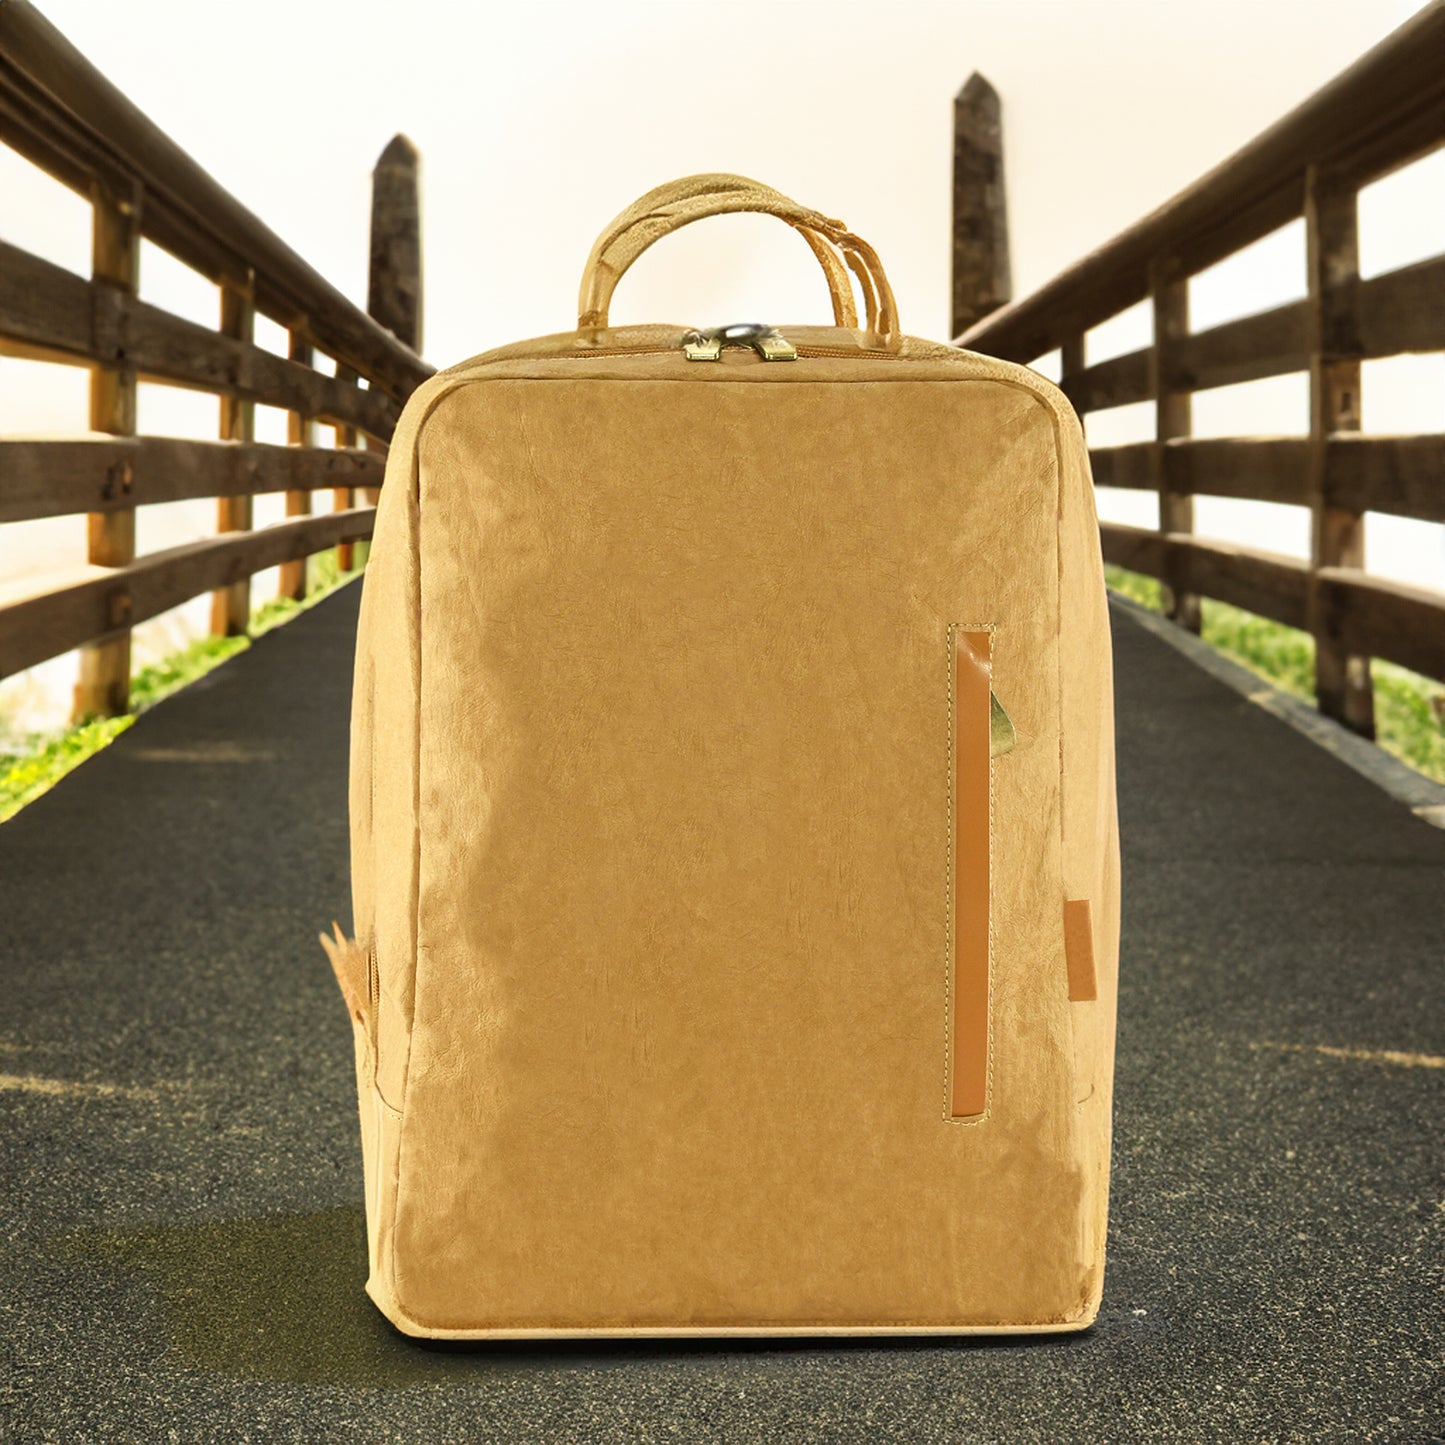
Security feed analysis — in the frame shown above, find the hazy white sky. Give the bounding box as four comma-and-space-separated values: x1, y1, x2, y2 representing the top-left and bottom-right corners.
4, 0, 1430, 353
0, 0, 1440, 727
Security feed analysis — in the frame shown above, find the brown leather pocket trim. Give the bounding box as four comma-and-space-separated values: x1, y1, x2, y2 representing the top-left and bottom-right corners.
1064, 898, 1098, 1002
949, 625, 992, 1120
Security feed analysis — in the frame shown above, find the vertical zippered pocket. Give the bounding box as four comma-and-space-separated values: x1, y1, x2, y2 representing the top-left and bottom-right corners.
947, 624, 995, 1121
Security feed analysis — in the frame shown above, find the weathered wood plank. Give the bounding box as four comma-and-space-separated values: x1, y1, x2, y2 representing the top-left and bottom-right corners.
1100, 521, 1166, 577
1102, 524, 1312, 631
1357, 254, 1445, 358
1306, 164, 1373, 734
0, 508, 376, 681
1105, 523, 1444, 681
123, 291, 400, 439
1087, 441, 1155, 491
331, 363, 361, 571
278, 329, 315, 602
1153, 258, 1200, 631
0, 437, 383, 523
73, 175, 140, 719
1089, 435, 1440, 517
0, 241, 400, 438
1061, 347, 1152, 414
211, 281, 255, 637
0, 237, 92, 354
1174, 539, 1312, 633
1325, 434, 1445, 522
1167, 437, 1312, 504
1173, 300, 1310, 391
1020, 298, 1365, 412
1316, 569, 1445, 683
0, 82, 127, 200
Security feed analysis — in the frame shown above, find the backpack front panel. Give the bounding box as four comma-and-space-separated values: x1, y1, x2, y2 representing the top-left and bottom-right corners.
380, 361, 1094, 1333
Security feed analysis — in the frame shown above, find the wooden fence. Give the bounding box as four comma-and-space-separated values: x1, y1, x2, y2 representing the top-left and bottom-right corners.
954, 2, 1445, 740
0, 0, 432, 718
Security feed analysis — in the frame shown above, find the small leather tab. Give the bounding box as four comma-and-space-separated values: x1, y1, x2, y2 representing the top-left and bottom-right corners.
1063, 899, 1097, 1002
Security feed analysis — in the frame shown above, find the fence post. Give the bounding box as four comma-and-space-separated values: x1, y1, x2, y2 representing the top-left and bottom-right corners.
950, 72, 1011, 340
353, 134, 424, 563
369, 133, 423, 355
1305, 163, 1373, 737
1060, 333, 1086, 413
278, 328, 315, 601
332, 363, 359, 573
72, 176, 140, 720
1150, 254, 1200, 632
210, 271, 256, 636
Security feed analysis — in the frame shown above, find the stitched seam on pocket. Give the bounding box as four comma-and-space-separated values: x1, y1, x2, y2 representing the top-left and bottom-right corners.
944, 622, 996, 1126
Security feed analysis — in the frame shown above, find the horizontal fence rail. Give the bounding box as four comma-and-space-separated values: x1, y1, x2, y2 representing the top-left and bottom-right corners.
957, 0, 1445, 740
0, 509, 377, 678
0, 437, 384, 524
0, 241, 403, 437
0, 0, 432, 717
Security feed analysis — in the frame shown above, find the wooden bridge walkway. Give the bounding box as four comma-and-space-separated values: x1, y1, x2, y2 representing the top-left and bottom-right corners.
2, 582, 1441, 1442
3, 5, 1444, 1439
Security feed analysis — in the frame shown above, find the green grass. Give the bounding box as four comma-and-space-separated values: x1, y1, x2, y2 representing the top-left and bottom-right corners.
0, 550, 363, 824
1106, 564, 1445, 784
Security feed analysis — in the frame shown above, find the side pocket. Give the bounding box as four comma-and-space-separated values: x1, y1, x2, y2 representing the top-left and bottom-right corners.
947, 624, 995, 1122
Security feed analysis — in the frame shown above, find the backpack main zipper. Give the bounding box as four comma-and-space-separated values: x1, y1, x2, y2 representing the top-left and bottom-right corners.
553, 335, 902, 362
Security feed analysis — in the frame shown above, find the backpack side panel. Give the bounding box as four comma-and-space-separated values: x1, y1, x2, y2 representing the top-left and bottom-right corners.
1054, 404, 1122, 1320
348, 370, 468, 1291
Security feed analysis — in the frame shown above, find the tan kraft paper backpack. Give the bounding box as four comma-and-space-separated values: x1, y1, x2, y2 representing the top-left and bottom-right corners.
321, 174, 1120, 1339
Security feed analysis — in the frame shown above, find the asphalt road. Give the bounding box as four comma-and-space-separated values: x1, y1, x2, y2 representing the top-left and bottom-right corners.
2, 582, 1441, 1444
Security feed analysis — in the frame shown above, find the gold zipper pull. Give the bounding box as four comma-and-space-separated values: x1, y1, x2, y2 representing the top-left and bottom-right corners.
751, 328, 798, 361
681, 330, 724, 361
681, 323, 798, 362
